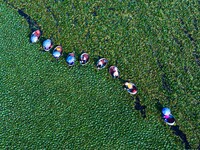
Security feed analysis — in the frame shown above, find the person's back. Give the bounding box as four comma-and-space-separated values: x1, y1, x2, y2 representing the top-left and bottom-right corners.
162, 108, 175, 126
66, 53, 75, 66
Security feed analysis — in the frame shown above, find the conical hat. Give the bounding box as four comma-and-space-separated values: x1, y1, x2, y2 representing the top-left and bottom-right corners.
127, 83, 133, 89
67, 55, 75, 63
53, 51, 61, 58
162, 108, 171, 116
56, 46, 62, 52
31, 35, 38, 43
43, 39, 52, 49
113, 71, 119, 77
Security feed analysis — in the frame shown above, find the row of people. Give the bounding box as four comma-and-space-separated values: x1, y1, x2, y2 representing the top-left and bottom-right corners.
31, 30, 175, 125
31, 29, 138, 95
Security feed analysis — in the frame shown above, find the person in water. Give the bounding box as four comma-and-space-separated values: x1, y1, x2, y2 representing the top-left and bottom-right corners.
43, 39, 53, 51
30, 30, 41, 43
97, 58, 108, 69
66, 52, 75, 66
109, 66, 120, 78
52, 46, 63, 60
80, 53, 89, 65
124, 82, 138, 95
162, 107, 175, 126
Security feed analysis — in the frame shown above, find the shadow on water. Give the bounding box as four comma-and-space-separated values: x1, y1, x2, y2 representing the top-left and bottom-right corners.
155, 100, 163, 112
132, 96, 146, 119
155, 100, 191, 149
93, 56, 101, 67
170, 125, 191, 149
197, 144, 200, 150
39, 37, 47, 48
62, 51, 68, 60
17, 9, 41, 32
77, 50, 86, 61
118, 78, 127, 84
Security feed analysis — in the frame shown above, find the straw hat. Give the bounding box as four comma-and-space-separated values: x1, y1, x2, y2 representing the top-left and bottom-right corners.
43, 39, 52, 51
125, 82, 133, 89
31, 35, 38, 43
113, 71, 119, 77
30, 30, 41, 43
53, 51, 61, 58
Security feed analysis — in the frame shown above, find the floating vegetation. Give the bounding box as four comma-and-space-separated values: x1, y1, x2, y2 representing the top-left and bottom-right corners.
1, 1, 199, 149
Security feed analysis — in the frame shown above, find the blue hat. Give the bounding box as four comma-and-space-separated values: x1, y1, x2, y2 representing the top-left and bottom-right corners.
162, 107, 171, 116
66, 55, 75, 65
53, 51, 61, 58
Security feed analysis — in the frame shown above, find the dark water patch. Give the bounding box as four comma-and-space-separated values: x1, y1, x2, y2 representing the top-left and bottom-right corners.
155, 100, 163, 112
18, 9, 41, 32
132, 96, 146, 118
170, 125, 191, 149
